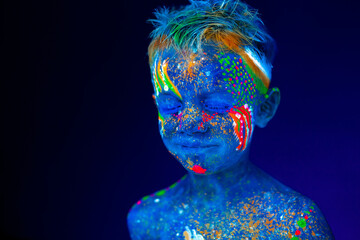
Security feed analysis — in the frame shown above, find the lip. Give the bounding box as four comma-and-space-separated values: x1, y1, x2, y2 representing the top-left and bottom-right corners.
180, 145, 218, 149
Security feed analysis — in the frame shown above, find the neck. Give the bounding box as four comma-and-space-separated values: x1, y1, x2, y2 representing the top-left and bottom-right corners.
187, 152, 255, 202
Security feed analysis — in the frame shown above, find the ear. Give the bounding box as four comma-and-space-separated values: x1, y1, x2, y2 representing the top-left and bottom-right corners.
255, 88, 280, 128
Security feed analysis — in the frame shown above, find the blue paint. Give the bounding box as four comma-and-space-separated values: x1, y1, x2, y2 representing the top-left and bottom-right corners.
127, 45, 334, 239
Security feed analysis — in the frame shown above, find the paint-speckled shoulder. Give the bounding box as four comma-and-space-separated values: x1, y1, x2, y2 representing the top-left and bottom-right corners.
127, 175, 188, 239
267, 192, 334, 239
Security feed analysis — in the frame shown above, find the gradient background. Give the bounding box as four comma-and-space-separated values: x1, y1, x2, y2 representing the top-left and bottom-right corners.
2, 0, 359, 239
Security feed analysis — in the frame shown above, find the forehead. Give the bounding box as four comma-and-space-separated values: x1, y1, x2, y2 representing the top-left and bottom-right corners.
153, 46, 235, 94
151, 46, 263, 106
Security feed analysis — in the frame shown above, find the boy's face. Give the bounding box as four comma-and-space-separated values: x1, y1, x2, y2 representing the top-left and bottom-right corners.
151, 45, 267, 175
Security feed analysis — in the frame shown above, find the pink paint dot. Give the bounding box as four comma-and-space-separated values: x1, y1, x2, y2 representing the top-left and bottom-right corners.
233, 84, 236, 87
251, 95, 253, 99
235, 66, 239, 70
236, 76, 238, 80
239, 58, 242, 63
310, 209, 313, 212
231, 92, 234, 94
137, 200, 141, 205
304, 215, 308, 220
238, 92, 240, 95
295, 230, 301, 236
229, 77, 232, 81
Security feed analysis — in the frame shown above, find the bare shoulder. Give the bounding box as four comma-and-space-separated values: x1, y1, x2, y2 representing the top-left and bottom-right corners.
127, 175, 187, 240
264, 190, 334, 239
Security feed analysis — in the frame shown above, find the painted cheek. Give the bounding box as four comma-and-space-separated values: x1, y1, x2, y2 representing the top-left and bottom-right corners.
228, 105, 253, 151
158, 111, 183, 137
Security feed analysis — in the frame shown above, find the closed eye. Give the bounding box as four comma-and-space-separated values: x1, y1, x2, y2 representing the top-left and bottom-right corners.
156, 94, 182, 114
205, 103, 232, 112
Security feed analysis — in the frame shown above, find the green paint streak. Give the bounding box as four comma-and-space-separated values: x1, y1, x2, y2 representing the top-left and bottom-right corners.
169, 182, 178, 189
158, 111, 165, 123
142, 195, 150, 201
155, 189, 166, 196
162, 70, 182, 100
291, 237, 299, 240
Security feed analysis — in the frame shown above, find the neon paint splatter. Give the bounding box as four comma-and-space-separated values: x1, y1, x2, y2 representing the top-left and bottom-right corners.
191, 165, 207, 174
153, 57, 183, 100
228, 105, 253, 151
158, 111, 165, 134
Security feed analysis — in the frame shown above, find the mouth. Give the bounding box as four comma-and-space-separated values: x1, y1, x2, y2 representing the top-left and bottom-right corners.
178, 143, 219, 152
180, 145, 218, 149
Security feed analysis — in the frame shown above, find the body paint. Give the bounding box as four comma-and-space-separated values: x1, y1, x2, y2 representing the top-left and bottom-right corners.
191, 165, 207, 174
228, 105, 253, 151
153, 56, 183, 100
158, 112, 165, 135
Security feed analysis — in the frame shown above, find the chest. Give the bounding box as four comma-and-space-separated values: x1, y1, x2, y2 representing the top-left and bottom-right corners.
156, 201, 288, 240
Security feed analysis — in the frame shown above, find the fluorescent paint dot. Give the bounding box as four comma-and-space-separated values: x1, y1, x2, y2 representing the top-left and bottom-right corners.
164, 85, 169, 91
154, 198, 160, 203
192, 165, 207, 174
156, 189, 166, 196
297, 219, 306, 228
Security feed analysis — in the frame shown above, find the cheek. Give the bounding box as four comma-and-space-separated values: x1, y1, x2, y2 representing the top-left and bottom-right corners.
158, 111, 182, 137
205, 105, 254, 151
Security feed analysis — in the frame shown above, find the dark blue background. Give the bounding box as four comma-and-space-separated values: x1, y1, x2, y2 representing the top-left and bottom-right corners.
2, 0, 359, 239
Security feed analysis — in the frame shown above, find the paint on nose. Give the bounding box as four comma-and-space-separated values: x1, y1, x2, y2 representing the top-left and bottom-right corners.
191, 165, 207, 174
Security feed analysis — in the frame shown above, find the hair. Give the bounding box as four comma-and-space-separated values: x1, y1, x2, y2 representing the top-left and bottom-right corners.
147, 0, 276, 88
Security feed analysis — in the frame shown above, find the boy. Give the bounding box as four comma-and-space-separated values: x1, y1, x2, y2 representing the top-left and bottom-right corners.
128, 0, 334, 239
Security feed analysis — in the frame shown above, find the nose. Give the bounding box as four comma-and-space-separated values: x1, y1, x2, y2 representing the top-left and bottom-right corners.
178, 103, 207, 134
